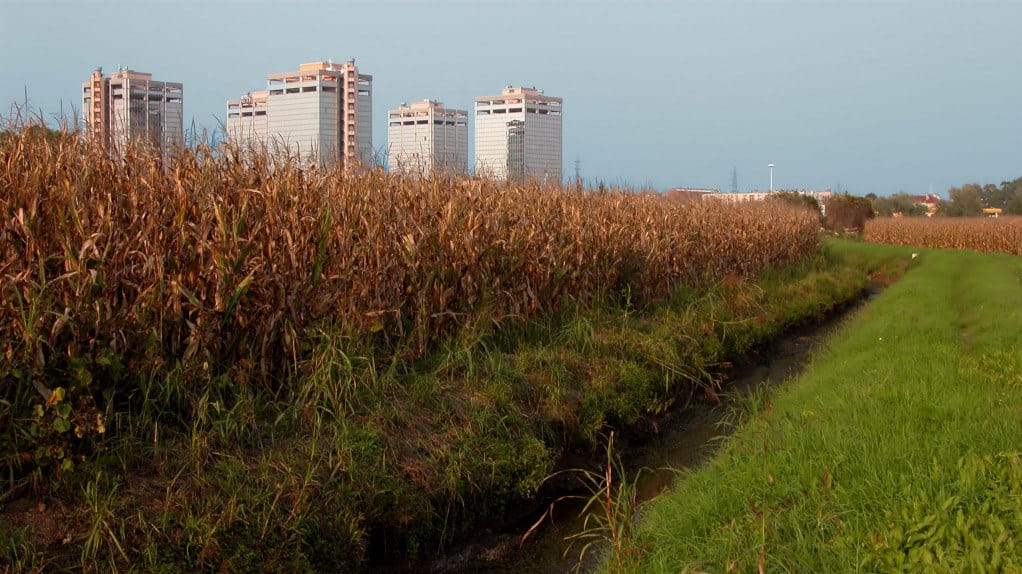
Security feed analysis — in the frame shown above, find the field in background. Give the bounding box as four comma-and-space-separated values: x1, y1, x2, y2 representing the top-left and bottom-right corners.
617, 242, 1022, 572
1, 124, 836, 571
865, 215, 1022, 256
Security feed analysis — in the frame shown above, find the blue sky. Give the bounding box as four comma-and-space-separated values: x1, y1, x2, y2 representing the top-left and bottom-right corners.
2, 0, 1020, 195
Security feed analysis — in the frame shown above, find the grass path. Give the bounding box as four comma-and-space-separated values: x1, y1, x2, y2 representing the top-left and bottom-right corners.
619, 241, 1022, 572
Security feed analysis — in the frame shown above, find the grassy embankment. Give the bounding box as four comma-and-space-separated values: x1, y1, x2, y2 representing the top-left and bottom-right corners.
0, 125, 892, 571
617, 240, 1022, 573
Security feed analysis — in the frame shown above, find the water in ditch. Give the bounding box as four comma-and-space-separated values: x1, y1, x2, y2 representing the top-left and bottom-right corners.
371, 292, 874, 574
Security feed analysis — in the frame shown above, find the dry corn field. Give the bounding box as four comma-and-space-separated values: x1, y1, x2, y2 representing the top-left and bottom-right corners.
1, 126, 819, 396
865, 216, 1022, 257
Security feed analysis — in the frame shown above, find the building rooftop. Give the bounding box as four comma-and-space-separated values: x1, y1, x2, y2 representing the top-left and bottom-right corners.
110, 69, 152, 80
388, 100, 467, 119
266, 60, 370, 83
475, 86, 561, 105
227, 90, 268, 108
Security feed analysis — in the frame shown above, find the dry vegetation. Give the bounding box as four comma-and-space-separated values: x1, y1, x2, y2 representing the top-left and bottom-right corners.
865, 216, 1022, 256
1, 123, 828, 570
1, 124, 817, 423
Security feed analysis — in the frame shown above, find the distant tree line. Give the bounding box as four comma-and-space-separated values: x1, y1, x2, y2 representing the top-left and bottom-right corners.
865, 193, 928, 217
939, 178, 1022, 216
863, 178, 1022, 217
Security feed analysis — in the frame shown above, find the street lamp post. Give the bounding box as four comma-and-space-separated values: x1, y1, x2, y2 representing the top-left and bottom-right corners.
768, 163, 775, 193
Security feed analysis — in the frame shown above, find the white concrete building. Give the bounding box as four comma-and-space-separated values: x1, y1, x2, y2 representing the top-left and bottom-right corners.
474, 86, 562, 183
82, 67, 183, 157
225, 90, 268, 151
706, 192, 772, 203
227, 60, 372, 168
387, 100, 468, 175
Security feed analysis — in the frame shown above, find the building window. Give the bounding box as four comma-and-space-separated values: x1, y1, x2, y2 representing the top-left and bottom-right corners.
506, 119, 525, 181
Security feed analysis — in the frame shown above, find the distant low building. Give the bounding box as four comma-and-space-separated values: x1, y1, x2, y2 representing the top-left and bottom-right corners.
667, 188, 833, 215
665, 187, 718, 201
912, 194, 941, 216
707, 191, 772, 202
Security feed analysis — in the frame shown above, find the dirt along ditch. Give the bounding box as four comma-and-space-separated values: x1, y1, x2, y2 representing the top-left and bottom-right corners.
365, 285, 881, 574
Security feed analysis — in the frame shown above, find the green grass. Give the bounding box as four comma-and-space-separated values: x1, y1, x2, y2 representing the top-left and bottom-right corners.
616, 241, 1022, 573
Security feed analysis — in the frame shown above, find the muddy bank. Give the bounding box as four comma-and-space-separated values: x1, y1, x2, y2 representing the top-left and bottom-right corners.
389, 288, 878, 574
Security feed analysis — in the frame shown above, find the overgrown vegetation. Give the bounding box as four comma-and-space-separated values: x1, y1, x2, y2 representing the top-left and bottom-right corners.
614, 241, 1022, 572
563, 433, 645, 573
867, 192, 929, 217
865, 215, 1022, 256
0, 121, 870, 571
766, 191, 821, 217
822, 192, 874, 233
940, 178, 1022, 216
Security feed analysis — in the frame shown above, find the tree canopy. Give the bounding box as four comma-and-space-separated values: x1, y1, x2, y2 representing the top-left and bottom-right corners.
941, 178, 1022, 216
870, 193, 927, 217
